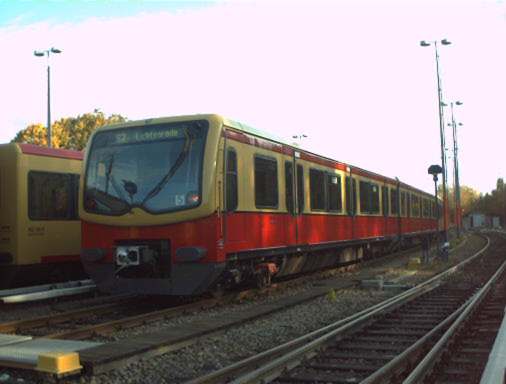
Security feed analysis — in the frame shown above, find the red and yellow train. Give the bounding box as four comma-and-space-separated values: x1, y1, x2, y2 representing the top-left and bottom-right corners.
0, 143, 84, 288
80, 114, 439, 295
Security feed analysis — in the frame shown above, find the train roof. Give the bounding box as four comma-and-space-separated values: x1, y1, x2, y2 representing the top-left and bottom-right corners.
93, 114, 434, 197
222, 117, 433, 197
8, 143, 83, 161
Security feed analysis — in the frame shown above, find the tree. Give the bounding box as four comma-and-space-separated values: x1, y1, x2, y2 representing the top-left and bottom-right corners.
12, 111, 127, 150
438, 184, 480, 224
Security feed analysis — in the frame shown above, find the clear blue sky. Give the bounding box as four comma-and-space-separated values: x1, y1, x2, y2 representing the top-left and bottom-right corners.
0, 0, 214, 26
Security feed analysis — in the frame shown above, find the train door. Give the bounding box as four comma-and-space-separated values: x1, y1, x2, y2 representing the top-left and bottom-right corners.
382, 184, 389, 236
289, 152, 305, 245
396, 182, 402, 239
284, 160, 297, 245
345, 173, 357, 240
223, 144, 246, 247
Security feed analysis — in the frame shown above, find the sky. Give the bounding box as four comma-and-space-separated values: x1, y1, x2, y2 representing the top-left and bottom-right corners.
0, 0, 505, 195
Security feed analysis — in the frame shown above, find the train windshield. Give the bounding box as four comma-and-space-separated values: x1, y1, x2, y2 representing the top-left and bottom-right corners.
84, 120, 208, 215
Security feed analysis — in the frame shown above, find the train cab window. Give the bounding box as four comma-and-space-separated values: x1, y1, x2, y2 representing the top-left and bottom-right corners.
359, 181, 380, 214
72, 174, 79, 216
327, 174, 342, 212
226, 149, 238, 212
297, 164, 304, 214
254, 156, 278, 209
28, 171, 79, 220
310, 169, 326, 211
382, 186, 389, 216
390, 188, 399, 215
285, 162, 294, 214
346, 176, 357, 215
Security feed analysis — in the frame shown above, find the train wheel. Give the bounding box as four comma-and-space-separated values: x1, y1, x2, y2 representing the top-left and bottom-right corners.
211, 283, 225, 299
256, 269, 271, 289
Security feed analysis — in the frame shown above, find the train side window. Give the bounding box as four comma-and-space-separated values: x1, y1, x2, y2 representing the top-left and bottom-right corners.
422, 198, 429, 217
359, 181, 380, 214
254, 156, 278, 209
297, 164, 304, 214
411, 194, 420, 217
310, 169, 326, 211
407, 192, 411, 217
285, 162, 294, 214
400, 191, 406, 217
226, 149, 238, 212
346, 176, 357, 215
327, 173, 342, 212
390, 188, 398, 215
382, 186, 389, 216
28, 171, 77, 220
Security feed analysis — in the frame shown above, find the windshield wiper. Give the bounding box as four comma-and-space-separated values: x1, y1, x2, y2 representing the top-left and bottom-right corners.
141, 127, 195, 206
105, 155, 130, 206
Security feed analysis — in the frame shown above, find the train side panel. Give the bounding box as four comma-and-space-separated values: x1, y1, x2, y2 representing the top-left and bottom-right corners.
0, 145, 20, 266
16, 151, 82, 265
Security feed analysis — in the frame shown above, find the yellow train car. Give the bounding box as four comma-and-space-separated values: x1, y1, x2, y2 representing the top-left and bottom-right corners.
0, 143, 84, 288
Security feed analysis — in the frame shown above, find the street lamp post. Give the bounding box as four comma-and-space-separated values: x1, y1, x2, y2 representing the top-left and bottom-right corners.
34, 47, 62, 148
292, 134, 308, 147
449, 101, 463, 237
420, 39, 452, 245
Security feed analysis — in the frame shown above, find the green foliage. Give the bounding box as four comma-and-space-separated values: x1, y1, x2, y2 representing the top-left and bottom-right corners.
437, 184, 481, 222
12, 111, 127, 150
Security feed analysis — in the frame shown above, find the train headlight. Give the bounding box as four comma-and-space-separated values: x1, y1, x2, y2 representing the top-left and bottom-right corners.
116, 246, 142, 266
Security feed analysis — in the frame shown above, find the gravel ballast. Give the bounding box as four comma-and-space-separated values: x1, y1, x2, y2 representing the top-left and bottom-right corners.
0, 233, 488, 384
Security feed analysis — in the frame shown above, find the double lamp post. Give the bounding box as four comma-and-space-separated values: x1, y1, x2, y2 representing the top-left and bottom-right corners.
420, 39, 464, 243
34, 47, 62, 148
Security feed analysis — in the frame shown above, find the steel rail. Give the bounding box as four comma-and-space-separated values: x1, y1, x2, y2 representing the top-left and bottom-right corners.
0, 297, 136, 333
1, 285, 96, 304
403, 257, 506, 383
0, 279, 93, 298
44, 297, 221, 340
187, 235, 490, 384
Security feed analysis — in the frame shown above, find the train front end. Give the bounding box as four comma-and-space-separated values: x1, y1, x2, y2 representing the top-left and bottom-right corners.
80, 115, 224, 295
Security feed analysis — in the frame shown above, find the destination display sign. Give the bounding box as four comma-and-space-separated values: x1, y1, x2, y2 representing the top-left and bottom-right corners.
113, 126, 185, 145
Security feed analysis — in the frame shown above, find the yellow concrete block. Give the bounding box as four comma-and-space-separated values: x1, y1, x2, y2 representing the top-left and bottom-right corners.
36, 351, 82, 375
407, 257, 421, 270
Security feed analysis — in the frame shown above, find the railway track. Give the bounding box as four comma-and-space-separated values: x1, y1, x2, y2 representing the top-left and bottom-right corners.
0, 279, 96, 304
0, 241, 428, 341
186, 233, 504, 384
404, 246, 506, 384
0, 295, 221, 340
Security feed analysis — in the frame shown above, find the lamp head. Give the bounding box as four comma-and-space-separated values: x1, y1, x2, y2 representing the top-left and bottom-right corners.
420, 40, 431, 47
441, 39, 452, 45
50, 47, 62, 54
428, 164, 443, 176
33, 51, 45, 57
456, 101, 463, 106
